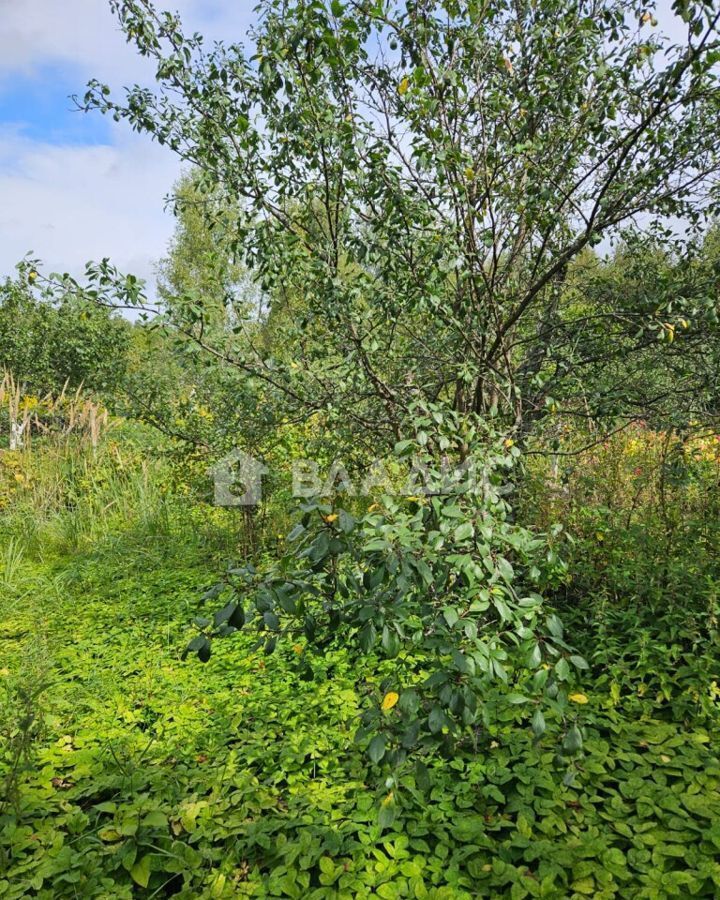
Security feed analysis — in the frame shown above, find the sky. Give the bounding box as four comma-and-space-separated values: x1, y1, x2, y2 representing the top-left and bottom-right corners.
0, 0, 691, 297
0, 0, 257, 294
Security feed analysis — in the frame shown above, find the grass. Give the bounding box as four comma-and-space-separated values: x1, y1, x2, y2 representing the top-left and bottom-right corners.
1, 440, 720, 898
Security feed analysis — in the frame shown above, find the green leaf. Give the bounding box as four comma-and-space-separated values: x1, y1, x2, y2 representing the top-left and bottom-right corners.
339, 509, 356, 533
378, 799, 397, 829
547, 614, 564, 639
213, 601, 237, 627
359, 621, 377, 652
428, 706, 447, 734
563, 725, 583, 754
130, 854, 152, 889
531, 708, 546, 737
368, 734, 386, 763
286, 523, 305, 541
555, 657, 570, 680
454, 521, 474, 542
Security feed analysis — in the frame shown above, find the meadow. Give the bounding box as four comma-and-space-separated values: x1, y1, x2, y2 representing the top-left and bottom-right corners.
1, 424, 719, 899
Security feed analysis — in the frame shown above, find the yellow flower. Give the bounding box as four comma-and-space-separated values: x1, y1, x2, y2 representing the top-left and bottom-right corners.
368, 503, 381, 512
568, 692, 589, 704
324, 513, 339, 523
292, 644, 303, 655
381, 691, 399, 711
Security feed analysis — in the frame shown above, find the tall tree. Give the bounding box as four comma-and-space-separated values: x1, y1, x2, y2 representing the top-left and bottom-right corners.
78, 0, 720, 443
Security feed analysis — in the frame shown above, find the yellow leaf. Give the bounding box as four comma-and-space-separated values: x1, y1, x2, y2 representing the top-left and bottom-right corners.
28, 270, 38, 283
568, 692, 589, 704
98, 828, 122, 842
324, 513, 339, 523
464, 166, 475, 180
292, 644, 304, 655
382, 691, 399, 711
398, 76, 410, 96
503, 56, 514, 74
660, 754, 672, 763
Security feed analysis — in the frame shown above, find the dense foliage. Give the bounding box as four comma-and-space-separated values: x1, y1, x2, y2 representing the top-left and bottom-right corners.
2, 0, 720, 896
1, 429, 719, 898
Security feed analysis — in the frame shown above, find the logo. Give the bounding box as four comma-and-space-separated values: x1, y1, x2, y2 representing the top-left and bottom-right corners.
209, 450, 268, 507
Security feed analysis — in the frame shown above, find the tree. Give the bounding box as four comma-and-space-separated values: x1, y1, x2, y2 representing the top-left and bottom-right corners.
0, 274, 130, 397
53, 0, 720, 760
79, 0, 720, 442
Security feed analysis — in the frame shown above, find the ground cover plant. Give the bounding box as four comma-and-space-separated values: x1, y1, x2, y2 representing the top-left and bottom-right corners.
2, 0, 720, 897
1, 427, 720, 898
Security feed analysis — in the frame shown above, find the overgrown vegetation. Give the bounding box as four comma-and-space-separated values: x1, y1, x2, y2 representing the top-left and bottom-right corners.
3, 0, 720, 896
1, 424, 719, 898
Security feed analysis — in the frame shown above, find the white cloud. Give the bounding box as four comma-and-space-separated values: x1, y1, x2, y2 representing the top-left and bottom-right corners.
0, 0, 258, 293
0, 124, 181, 292
0, 0, 257, 85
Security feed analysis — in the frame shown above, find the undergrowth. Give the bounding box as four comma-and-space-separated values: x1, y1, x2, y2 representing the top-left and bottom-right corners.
1, 429, 719, 898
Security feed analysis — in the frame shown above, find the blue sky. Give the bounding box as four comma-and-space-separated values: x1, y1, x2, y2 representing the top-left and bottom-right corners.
0, 0, 256, 292
0, 0, 690, 294
1, 67, 111, 145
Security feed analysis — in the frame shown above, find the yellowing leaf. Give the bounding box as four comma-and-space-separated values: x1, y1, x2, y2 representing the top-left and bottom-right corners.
503, 56, 514, 74
130, 854, 152, 888
98, 827, 122, 842
382, 691, 399, 711
398, 76, 410, 96
569, 692, 589, 704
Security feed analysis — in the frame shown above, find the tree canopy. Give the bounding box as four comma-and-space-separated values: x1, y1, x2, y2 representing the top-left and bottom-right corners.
75, 0, 720, 442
